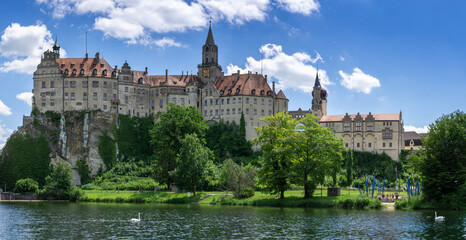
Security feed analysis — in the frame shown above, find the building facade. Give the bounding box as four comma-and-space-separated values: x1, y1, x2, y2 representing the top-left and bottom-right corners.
289, 72, 404, 161
32, 25, 288, 140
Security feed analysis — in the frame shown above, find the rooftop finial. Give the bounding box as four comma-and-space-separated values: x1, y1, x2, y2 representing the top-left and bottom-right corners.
205, 17, 215, 46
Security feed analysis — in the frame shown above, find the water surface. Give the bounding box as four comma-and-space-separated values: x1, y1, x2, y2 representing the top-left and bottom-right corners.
0, 203, 464, 239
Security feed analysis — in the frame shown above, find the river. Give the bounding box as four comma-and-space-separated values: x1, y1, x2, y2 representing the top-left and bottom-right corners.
0, 203, 464, 239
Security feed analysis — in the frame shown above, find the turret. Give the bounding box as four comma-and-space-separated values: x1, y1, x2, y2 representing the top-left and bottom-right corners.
52, 35, 60, 59
198, 21, 223, 84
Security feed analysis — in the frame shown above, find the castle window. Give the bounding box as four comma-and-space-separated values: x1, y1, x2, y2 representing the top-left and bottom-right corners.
41, 93, 46, 100
103, 81, 107, 88
64, 81, 69, 88
161, 88, 166, 94
232, 108, 236, 114
220, 90, 224, 95
216, 100, 218, 105
221, 99, 224, 105
215, 109, 218, 115
70, 81, 76, 88
267, 91, 272, 96
221, 109, 224, 115
268, 110, 272, 115
80, 69, 84, 75
83, 93, 88, 100
210, 90, 212, 96
254, 109, 257, 115
239, 98, 242, 103
246, 98, 249, 104
357, 143, 360, 148
227, 109, 230, 115
227, 98, 230, 104
261, 99, 264, 105
138, 78, 143, 84
125, 96, 128, 103
42, 81, 46, 88
233, 98, 236, 104
246, 108, 249, 114
239, 108, 242, 113
102, 70, 107, 76
345, 143, 348, 148
64, 69, 69, 76
261, 109, 264, 116
228, 89, 232, 95
92, 69, 97, 76
268, 99, 272, 106
50, 92, 55, 100
204, 100, 207, 106
251, 89, 256, 95
64, 93, 69, 100
113, 94, 117, 100
160, 99, 163, 107
254, 98, 257, 104
92, 81, 99, 87
123, 76, 129, 81
355, 122, 362, 132
204, 110, 207, 116
139, 98, 143, 105
72, 69, 76, 76
211, 58, 214, 63
383, 143, 386, 147
103, 93, 108, 101
156, 89, 159, 95
343, 122, 351, 132
389, 142, 392, 147
382, 129, 393, 139
50, 102, 54, 106
368, 143, 372, 148
236, 88, 240, 94
125, 87, 128, 92
103, 105, 107, 110
366, 122, 374, 131
210, 99, 213, 105
82, 81, 88, 88
205, 90, 208, 96
181, 98, 185, 105
93, 92, 98, 100
260, 90, 265, 96
70, 93, 75, 100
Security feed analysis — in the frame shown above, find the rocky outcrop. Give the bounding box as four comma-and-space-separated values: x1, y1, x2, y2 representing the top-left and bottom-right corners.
17, 111, 116, 185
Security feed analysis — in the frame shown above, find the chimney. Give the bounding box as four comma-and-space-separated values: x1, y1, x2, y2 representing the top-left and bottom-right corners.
144, 67, 148, 75
237, 70, 240, 75
256, 72, 258, 75
182, 71, 184, 77
85, 53, 88, 60
272, 81, 275, 94
95, 52, 100, 63
265, 75, 268, 82
165, 69, 168, 82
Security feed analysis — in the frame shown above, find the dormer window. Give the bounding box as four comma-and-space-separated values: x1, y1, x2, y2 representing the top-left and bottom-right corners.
228, 89, 232, 95
102, 70, 107, 76
112, 71, 116, 77
80, 63, 84, 67
92, 69, 97, 76
71, 64, 75, 68
100, 64, 104, 68
72, 69, 76, 76
220, 90, 224, 95
267, 91, 272, 96
61, 64, 65, 68
236, 88, 240, 94
251, 89, 256, 95
64, 69, 69, 76
138, 78, 143, 84
80, 69, 84, 75
260, 90, 265, 96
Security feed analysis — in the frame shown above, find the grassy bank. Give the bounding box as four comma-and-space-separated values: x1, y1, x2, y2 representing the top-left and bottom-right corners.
79, 188, 395, 209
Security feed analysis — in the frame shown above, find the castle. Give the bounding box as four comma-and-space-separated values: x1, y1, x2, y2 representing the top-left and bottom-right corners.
289, 71, 404, 161
32, 24, 288, 140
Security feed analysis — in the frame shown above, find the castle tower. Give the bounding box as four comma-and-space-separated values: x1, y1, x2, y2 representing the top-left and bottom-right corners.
311, 71, 327, 118
198, 21, 222, 84
52, 35, 60, 59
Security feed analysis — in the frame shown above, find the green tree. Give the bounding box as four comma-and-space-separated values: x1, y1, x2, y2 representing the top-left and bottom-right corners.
295, 114, 345, 198
171, 133, 213, 196
43, 162, 74, 200
421, 110, 466, 202
254, 112, 298, 199
115, 114, 153, 161
345, 150, 354, 187
221, 159, 256, 198
150, 104, 208, 188
13, 178, 39, 194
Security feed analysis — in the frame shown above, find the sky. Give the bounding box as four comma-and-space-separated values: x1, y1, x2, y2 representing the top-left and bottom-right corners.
0, 0, 465, 148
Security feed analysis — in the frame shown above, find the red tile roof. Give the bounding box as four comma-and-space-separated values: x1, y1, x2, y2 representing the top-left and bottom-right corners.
320, 113, 400, 122
131, 70, 202, 87
214, 73, 285, 98
56, 57, 115, 78
277, 90, 287, 100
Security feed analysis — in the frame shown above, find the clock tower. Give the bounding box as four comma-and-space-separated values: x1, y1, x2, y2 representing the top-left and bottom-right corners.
198, 22, 222, 84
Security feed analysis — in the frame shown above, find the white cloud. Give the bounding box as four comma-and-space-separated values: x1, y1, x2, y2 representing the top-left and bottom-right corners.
404, 125, 429, 133
339, 68, 380, 94
128, 36, 185, 49
0, 23, 66, 74
0, 100, 12, 116
0, 120, 14, 149
275, 0, 319, 15
36, 0, 320, 46
339, 55, 345, 61
16, 92, 33, 106
226, 43, 330, 93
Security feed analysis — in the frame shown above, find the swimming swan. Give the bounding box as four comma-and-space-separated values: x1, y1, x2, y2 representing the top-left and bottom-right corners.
131, 213, 141, 223
435, 212, 445, 221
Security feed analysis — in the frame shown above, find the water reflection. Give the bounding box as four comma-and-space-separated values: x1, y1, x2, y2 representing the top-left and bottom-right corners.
0, 203, 464, 239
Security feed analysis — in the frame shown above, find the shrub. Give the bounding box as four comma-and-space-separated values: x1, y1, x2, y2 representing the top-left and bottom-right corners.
43, 162, 74, 200
13, 178, 39, 194
69, 188, 84, 202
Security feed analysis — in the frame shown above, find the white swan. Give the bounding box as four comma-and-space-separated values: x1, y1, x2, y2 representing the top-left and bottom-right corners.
435, 211, 445, 221
131, 213, 141, 223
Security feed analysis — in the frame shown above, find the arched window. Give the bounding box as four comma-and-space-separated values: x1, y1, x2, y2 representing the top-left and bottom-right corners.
251, 89, 256, 95
228, 89, 232, 95
80, 69, 84, 75
138, 78, 143, 84
236, 88, 240, 94
102, 70, 107, 76
64, 69, 69, 76
267, 91, 272, 96
220, 90, 224, 95
92, 69, 97, 76
72, 69, 76, 76
260, 90, 265, 96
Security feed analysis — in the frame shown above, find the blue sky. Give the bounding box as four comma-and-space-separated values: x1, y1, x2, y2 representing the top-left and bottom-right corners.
0, 0, 465, 148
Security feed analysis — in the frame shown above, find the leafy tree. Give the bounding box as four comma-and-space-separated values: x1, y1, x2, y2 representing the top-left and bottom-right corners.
294, 114, 345, 198
345, 150, 354, 187
115, 114, 153, 161
421, 110, 466, 202
221, 159, 256, 198
0, 133, 51, 190
13, 178, 39, 194
98, 131, 116, 168
171, 133, 213, 196
43, 162, 74, 200
150, 104, 208, 188
254, 112, 298, 199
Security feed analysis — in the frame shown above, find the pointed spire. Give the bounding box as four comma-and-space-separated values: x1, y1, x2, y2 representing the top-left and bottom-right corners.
54, 35, 59, 47
314, 70, 321, 87
205, 19, 215, 46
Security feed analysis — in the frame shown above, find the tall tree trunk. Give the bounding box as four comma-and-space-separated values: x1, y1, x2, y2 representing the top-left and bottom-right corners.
304, 172, 310, 199
280, 189, 285, 199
